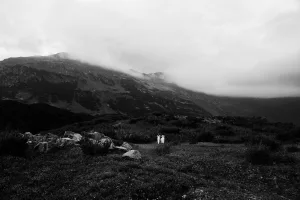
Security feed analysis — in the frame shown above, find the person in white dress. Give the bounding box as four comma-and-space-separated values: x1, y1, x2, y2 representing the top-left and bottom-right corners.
161, 135, 165, 144
157, 135, 161, 144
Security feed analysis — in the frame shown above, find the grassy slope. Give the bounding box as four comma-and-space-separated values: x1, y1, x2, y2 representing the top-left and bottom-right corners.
1, 143, 299, 200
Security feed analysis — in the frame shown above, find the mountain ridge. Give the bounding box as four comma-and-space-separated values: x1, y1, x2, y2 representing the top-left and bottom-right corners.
1, 54, 300, 125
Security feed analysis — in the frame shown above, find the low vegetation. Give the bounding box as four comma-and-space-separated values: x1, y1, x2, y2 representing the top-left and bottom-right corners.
80, 137, 109, 155
0, 131, 29, 157
1, 113, 299, 199
154, 143, 172, 156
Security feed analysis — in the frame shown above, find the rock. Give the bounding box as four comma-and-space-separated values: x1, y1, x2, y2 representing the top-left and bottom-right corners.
45, 133, 59, 143
88, 138, 97, 144
64, 131, 82, 142
34, 142, 49, 153
87, 132, 105, 141
121, 142, 133, 151
46, 133, 58, 138
57, 138, 76, 146
24, 132, 33, 139
114, 146, 128, 151
97, 137, 113, 149
87, 137, 113, 150
32, 135, 45, 143
72, 133, 82, 142
122, 150, 142, 159
109, 142, 115, 150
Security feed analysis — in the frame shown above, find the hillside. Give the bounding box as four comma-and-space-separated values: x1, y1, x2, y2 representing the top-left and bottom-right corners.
0, 100, 93, 133
1, 53, 300, 124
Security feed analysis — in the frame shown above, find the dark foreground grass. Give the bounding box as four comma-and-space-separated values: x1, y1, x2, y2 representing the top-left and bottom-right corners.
0, 143, 299, 200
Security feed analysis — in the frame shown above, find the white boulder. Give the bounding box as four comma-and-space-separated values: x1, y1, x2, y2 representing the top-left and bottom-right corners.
122, 150, 142, 159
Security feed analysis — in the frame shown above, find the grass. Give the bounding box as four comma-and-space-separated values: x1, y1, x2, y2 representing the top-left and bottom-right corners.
1, 115, 300, 199
154, 143, 172, 156
1, 142, 299, 200
0, 131, 29, 157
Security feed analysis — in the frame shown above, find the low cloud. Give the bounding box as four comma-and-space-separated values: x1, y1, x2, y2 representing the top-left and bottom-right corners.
1, 0, 300, 97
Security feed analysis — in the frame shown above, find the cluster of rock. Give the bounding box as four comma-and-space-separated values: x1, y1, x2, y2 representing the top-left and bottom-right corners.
83, 131, 141, 159
21, 131, 141, 159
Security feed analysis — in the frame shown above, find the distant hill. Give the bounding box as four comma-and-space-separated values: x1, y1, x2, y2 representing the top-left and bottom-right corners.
1, 54, 300, 125
0, 100, 93, 133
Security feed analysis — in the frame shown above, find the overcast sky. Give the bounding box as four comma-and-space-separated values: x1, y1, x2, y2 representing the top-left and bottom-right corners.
1, 0, 300, 97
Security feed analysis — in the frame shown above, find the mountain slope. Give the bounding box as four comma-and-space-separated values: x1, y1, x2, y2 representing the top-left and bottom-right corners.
1, 54, 300, 124
0, 100, 93, 133
0, 54, 210, 117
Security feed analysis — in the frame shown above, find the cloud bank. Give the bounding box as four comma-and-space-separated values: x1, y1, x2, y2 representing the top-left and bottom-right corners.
0, 0, 300, 97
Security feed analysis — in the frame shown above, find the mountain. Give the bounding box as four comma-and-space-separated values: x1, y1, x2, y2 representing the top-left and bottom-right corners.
1, 53, 300, 125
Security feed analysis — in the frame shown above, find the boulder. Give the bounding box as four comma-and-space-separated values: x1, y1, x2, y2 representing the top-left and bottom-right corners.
109, 142, 115, 150
45, 133, 59, 142
46, 133, 58, 138
64, 131, 82, 142
57, 138, 76, 146
72, 133, 82, 142
33, 135, 45, 143
122, 150, 142, 159
24, 132, 33, 139
34, 142, 49, 153
121, 142, 133, 151
114, 146, 128, 152
87, 132, 105, 141
98, 137, 113, 149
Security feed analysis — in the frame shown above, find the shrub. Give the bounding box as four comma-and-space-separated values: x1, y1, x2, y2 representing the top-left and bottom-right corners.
215, 125, 235, 136
247, 135, 281, 152
170, 139, 181, 146
197, 132, 215, 142
169, 120, 183, 127
213, 136, 244, 144
188, 133, 198, 144
129, 117, 143, 124
277, 127, 300, 142
264, 138, 281, 152
165, 134, 183, 145
290, 127, 300, 138
80, 137, 109, 155
245, 145, 298, 165
276, 132, 293, 142
121, 132, 154, 144
155, 143, 171, 156
160, 126, 180, 134
146, 115, 160, 125
100, 127, 117, 139
286, 145, 300, 153
245, 145, 272, 165
0, 131, 29, 157
272, 152, 297, 164
112, 139, 124, 146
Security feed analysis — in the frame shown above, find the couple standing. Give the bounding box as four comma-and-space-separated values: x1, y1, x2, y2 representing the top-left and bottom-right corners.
157, 135, 165, 144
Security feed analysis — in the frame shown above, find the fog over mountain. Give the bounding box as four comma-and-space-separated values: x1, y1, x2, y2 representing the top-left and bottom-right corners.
1, 0, 300, 97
